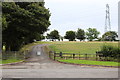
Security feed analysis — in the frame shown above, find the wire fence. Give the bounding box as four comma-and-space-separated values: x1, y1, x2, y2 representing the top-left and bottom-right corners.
1, 50, 31, 60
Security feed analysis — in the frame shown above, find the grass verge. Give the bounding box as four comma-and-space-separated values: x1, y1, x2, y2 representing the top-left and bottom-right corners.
58, 59, 119, 67
0, 59, 23, 64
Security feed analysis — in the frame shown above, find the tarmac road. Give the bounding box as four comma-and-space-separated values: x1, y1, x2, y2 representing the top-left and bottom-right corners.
1, 44, 119, 78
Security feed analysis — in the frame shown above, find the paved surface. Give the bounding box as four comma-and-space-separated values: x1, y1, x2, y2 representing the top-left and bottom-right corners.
1, 44, 119, 78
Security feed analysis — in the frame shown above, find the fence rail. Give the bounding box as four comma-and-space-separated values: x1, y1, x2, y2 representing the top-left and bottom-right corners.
49, 51, 118, 62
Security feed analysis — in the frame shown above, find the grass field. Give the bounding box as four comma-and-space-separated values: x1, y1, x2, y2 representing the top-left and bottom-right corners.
59, 59, 119, 66
47, 41, 119, 67
48, 41, 118, 54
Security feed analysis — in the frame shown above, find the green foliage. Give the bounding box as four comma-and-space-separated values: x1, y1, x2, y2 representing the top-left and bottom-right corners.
102, 31, 118, 41
64, 31, 76, 41
76, 28, 85, 41
34, 34, 45, 41
96, 37, 102, 41
2, 2, 51, 51
86, 28, 100, 41
99, 45, 120, 59
47, 30, 60, 41
2, 16, 7, 31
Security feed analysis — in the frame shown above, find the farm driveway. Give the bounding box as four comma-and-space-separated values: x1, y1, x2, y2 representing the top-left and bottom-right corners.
1, 44, 119, 78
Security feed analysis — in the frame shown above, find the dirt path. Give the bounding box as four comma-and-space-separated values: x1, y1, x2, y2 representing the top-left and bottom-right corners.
1, 44, 119, 78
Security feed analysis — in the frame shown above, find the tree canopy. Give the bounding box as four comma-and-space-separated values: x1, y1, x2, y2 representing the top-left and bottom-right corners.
46, 30, 60, 41
64, 31, 76, 41
76, 28, 85, 41
2, 2, 51, 51
102, 31, 118, 41
86, 28, 100, 41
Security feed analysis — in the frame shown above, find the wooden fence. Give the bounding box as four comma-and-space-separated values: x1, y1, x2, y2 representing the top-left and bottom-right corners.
49, 51, 117, 61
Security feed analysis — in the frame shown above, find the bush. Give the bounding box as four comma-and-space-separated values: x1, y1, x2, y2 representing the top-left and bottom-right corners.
99, 45, 120, 59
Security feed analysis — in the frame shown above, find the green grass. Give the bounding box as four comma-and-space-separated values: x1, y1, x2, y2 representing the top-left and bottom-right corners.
49, 41, 119, 66
0, 59, 23, 64
49, 41, 118, 54
59, 59, 119, 66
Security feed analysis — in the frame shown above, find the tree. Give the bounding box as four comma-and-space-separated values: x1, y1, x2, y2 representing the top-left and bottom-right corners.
76, 28, 85, 41
2, 2, 51, 51
47, 30, 60, 41
102, 31, 118, 41
46, 33, 51, 40
2, 16, 7, 31
60, 36, 64, 41
96, 37, 102, 41
86, 28, 100, 41
64, 31, 76, 41
34, 34, 45, 41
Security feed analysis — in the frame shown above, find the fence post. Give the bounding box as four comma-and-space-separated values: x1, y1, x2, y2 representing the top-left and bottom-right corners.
73, 54, 75, 59
85, 54, 87, 60
60, 52, 62, 58
54, 51, 56, 61
96, 54, 98, 61
65, 56, 67, 60
79, 54, 80, 60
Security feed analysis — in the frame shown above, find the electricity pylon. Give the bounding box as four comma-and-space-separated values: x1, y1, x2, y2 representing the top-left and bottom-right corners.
105, 4, 111, 33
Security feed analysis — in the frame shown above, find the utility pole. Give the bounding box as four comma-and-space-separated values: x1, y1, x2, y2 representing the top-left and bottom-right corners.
105, 4, 111, 33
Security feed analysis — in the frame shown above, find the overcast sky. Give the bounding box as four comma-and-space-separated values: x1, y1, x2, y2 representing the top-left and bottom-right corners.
44, 0, 119, 37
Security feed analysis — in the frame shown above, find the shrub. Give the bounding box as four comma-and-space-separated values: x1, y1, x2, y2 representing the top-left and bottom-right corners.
99, 45, 120, 59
